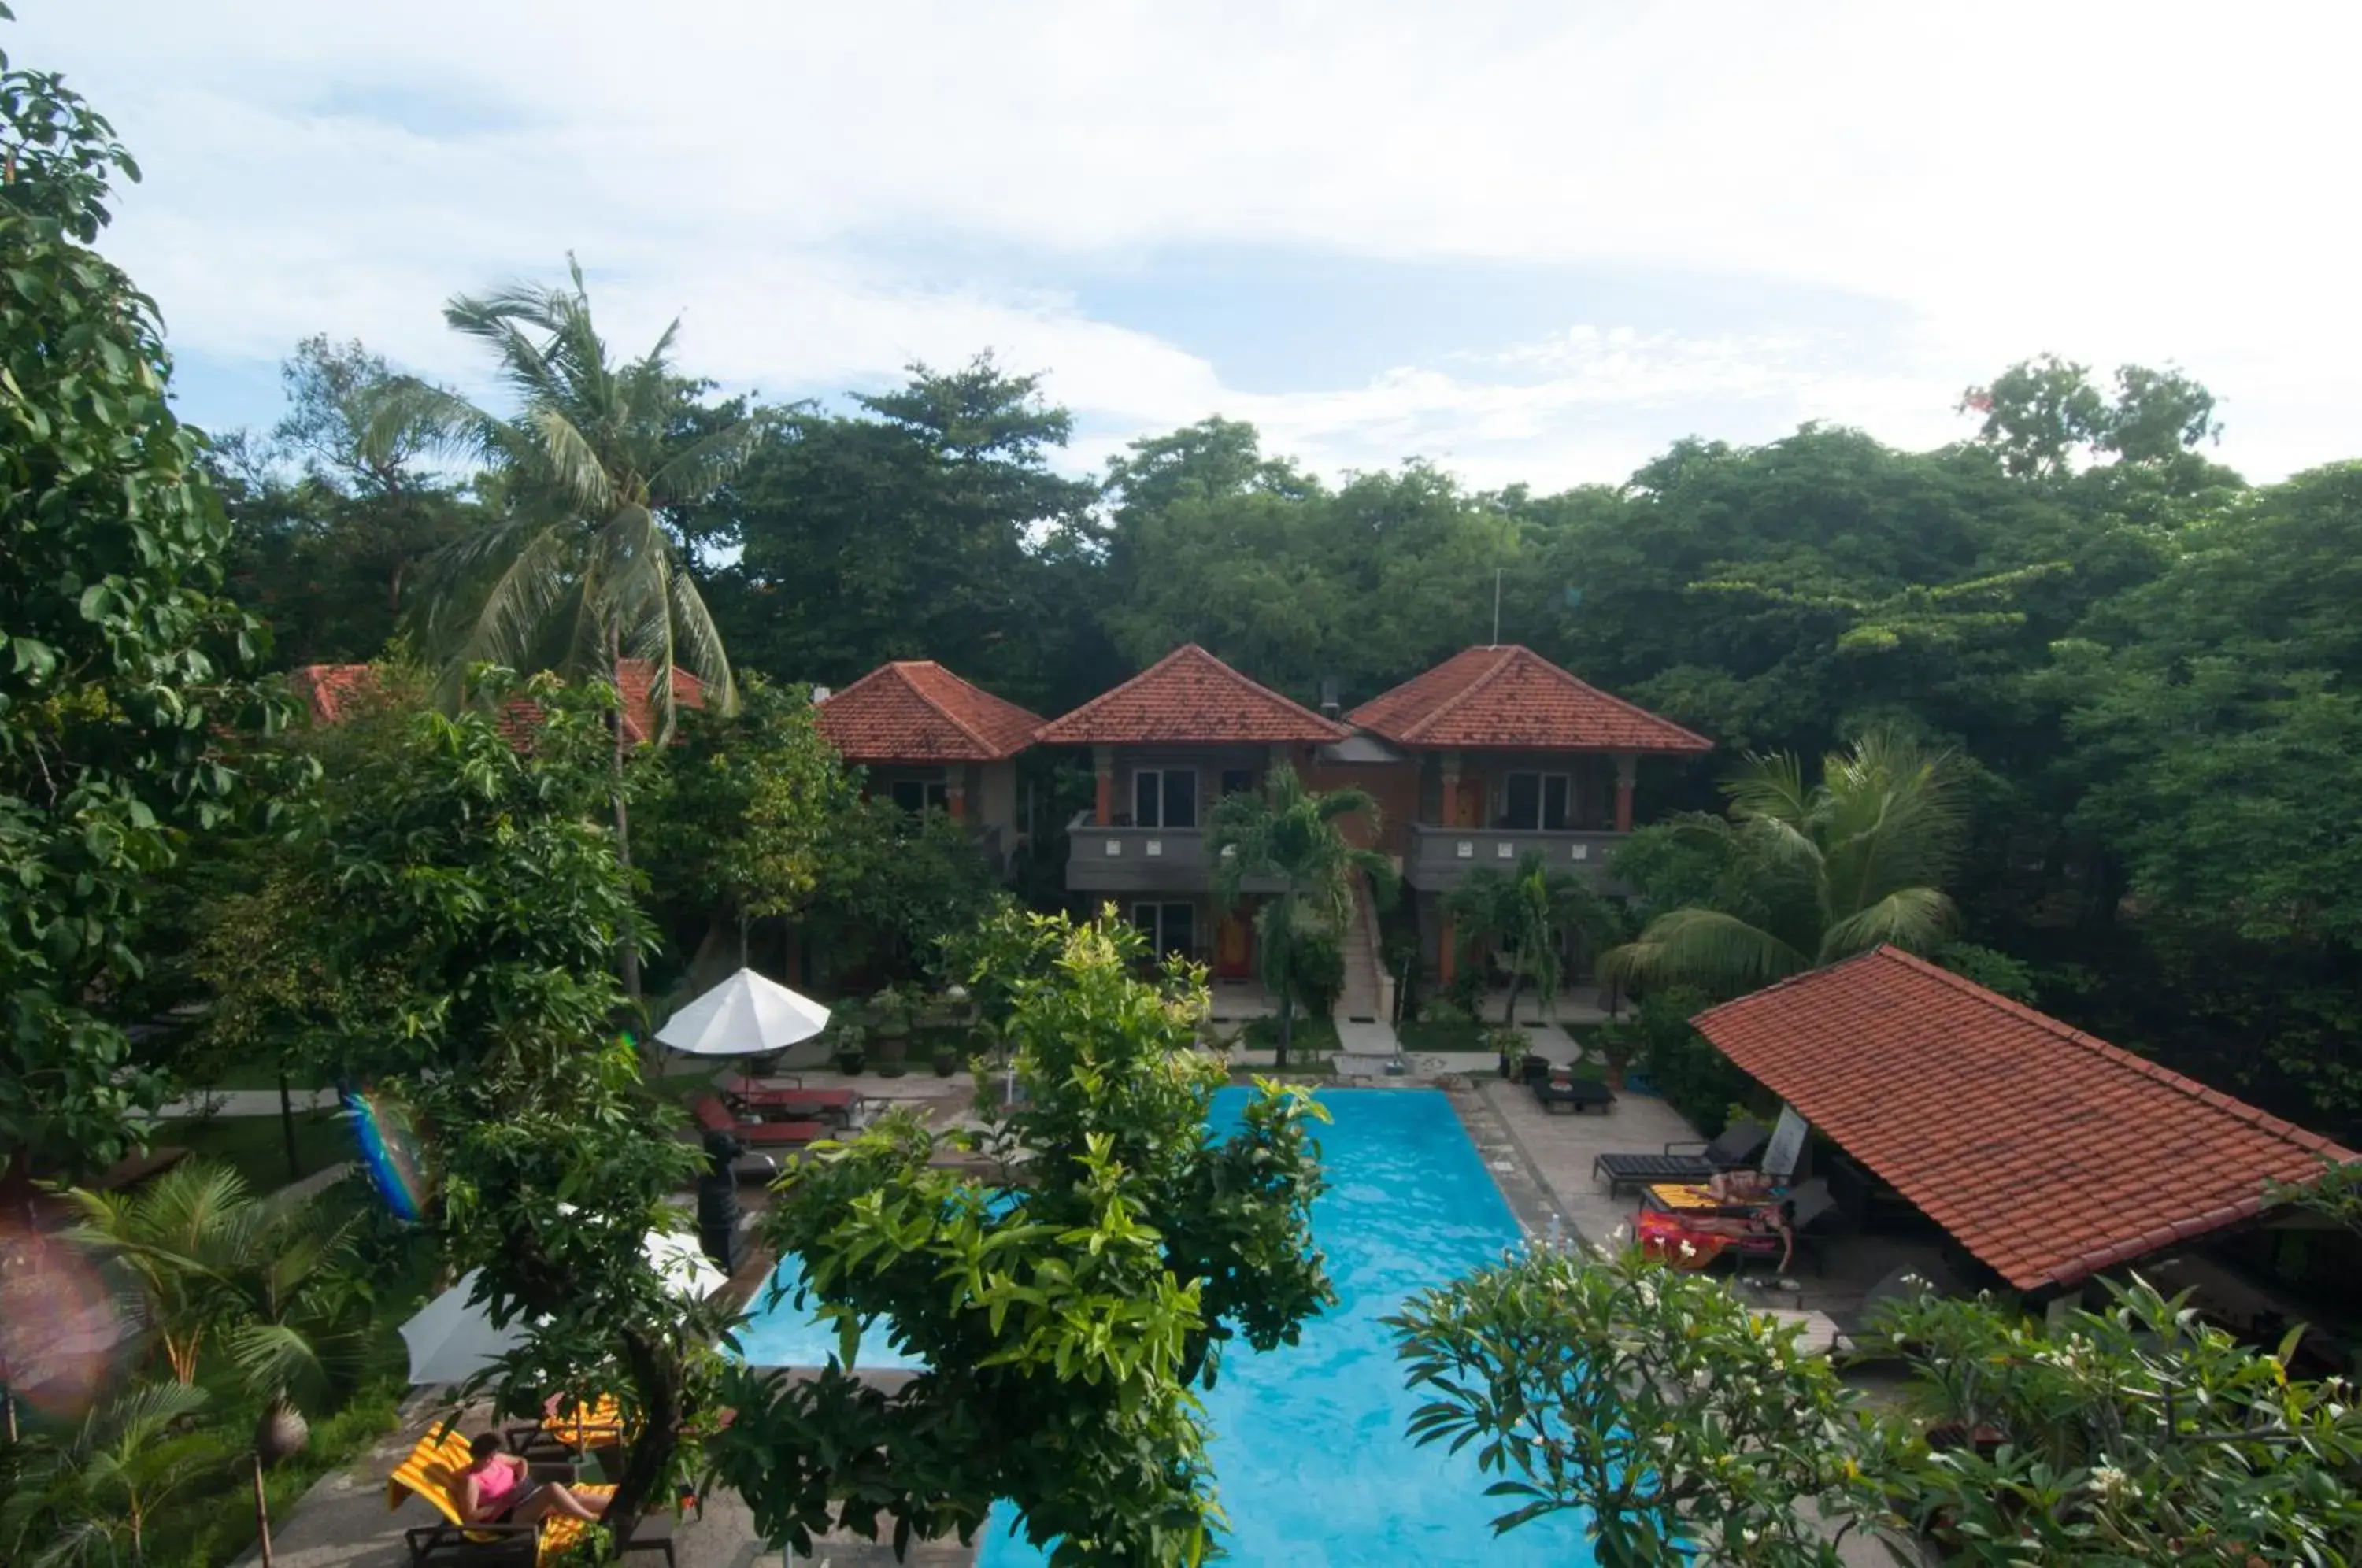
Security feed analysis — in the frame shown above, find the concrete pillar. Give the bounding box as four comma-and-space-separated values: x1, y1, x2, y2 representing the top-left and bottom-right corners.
1613, 754, 1638, 834
1094, 747, 1114, 827
945, 772, 967, 823
1440, 753, 1461, 829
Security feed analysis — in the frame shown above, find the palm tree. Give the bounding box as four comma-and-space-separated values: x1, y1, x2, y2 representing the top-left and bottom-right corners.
1, 1380, 228, 1568
1445, 852, 1622, 1026
59, 1162, 254, 1385
1599, 728, 1965, 998
368, 256, 768, 1002
1209, 764, 1398, 1068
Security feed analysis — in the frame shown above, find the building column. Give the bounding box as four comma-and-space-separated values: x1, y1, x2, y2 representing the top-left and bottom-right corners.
1440, 752, 1462, 830
944, 768, 967, 824
1613, 754, 1638, 834
1094, 747, 1115, 827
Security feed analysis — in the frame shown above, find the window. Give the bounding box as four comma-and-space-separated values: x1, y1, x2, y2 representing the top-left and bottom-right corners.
1502, 771, 1572, 830
1132, 767, 1199, 828
1130, 901, 1197, 960
889, 777, 949, 815
1220, 767, 1257, 799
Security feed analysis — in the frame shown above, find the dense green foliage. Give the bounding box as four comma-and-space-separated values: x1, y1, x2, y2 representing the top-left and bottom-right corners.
1446, 851, 1621, 1025
0, 35, 283, 1193
1209, 765, 1394, 1066
1394, 1250, 2362, 1566
709, 912, 1332, 1565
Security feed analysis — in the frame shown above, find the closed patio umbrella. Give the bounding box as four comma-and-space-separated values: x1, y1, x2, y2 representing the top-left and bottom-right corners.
654, 967, 831, 1058
398, 1227, 728, 1385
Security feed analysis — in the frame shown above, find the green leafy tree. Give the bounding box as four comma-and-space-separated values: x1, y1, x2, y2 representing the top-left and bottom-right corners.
1444, 851, 1621, 1025
1390, 1244, 1869, 1566
1, 27, 283, 1201
638, 673, 846, 978
200, 673, 713, 1551
708, 911, 1333, 1564
370, 257, 767, 1000
693, 357, 1105, 714
800, 795, 1003, 987
1209, 764, 1396, 1067
1961, 354, 2223, 480
1, 1380, 229, 1568
212, 336, 480, 668
1602, 730, 1965, 997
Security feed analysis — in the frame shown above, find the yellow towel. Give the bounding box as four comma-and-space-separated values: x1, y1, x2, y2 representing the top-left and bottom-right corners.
540, 1395, 627, 1450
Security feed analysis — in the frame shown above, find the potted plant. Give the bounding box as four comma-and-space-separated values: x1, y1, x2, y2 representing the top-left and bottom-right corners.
931, 1041, 963, 1077
868, 984, 916, 1077
830, 1023, 868, 1076
1597, 1020, 1641, 1091
1490, 1026, 1529, 1080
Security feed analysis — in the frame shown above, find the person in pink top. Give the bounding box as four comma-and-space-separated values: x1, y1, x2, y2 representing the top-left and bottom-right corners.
459, 1433, 607, 1525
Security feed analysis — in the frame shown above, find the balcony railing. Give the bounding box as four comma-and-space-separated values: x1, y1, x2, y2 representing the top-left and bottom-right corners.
1403, 823, 1627, 892
1063, 813, 1287, 894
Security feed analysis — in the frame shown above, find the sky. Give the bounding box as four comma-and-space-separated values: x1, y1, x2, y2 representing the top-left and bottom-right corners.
17, 2, 2360, 490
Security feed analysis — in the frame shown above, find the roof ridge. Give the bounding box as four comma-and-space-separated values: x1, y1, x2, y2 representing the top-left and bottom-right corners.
1866, 946, 2356, 1159
1037, 644, 1350, 743
1396, 646, 1519, 744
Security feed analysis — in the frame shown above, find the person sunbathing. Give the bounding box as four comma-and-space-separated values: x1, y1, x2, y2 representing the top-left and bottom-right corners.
1707, 1167, 1779, 1205
1681, 1203, 1796, 1272
459, 1433, 606, 1525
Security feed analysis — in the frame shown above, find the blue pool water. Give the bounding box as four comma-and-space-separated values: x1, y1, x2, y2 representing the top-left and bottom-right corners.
980, 1087, 1594, 1566
737, 1249, 927, 1370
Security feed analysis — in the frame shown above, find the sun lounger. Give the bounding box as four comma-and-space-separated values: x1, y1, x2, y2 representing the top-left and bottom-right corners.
1591, 1119, 1769, 1196
1732, 1178, 1841, 1276
1531, 1074, 1615, 1115
386, 1428, 676, 1566
720, 1078, 860, 1123
689, 1094, 825, 1148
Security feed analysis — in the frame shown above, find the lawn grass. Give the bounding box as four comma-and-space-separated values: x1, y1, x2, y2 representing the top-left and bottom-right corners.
1238, 1014, 1342, 1058
154, 1106, 356, 1190
1395, 1015, 1487, 1052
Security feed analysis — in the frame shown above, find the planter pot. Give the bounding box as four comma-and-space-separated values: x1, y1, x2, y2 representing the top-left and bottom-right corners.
1603, 1059, 1631, 1091
831, 1048, 866, 1075
932, 1052, 960, 1078
1497, 1053, 1512, 1078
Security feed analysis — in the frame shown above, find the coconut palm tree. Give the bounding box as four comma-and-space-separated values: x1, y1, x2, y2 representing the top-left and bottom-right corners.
1599, 727, 1965, 998
1445, 852, 1623, 1026
59, 1162, 254, 1385
1209, 764, 1398, 1068
368, 256, 768, 1001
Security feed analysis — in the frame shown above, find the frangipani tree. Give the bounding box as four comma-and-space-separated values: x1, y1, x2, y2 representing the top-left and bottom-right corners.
1601, 728, 1964, 998
369, 257, 769, 999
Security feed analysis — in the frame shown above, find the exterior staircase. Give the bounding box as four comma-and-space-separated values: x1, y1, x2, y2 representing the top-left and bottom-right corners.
1338, 870, 1394, 1025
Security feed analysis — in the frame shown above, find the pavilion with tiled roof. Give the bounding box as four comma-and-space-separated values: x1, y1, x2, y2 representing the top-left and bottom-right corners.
1693, 945, 2356, 1293
816, 660, 1042, 765
1350, 644, 1711, 756
813, 660, 1041, 852
1036, 643, 1351, 748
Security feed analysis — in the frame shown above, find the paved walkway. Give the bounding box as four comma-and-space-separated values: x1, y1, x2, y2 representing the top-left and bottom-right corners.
156, 1086, 341, 1119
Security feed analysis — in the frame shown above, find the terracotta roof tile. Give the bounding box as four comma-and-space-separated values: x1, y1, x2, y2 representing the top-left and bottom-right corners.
1348, 645, 1712, 753
1693, 947, 2356, 1291
1037, 645, 1351, 746
290, 660, 702, 750
815, 661, 1043, 763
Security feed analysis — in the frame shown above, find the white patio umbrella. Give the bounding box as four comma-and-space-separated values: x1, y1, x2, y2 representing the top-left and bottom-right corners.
398, 1227, 729, 1385
653, 967, 831, 1057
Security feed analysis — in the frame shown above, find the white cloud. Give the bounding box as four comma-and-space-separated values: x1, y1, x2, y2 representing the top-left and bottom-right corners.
19, 0, 2359, 484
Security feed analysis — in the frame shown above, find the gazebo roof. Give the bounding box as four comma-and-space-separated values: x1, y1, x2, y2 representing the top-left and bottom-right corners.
1693, 946, 2355, 1291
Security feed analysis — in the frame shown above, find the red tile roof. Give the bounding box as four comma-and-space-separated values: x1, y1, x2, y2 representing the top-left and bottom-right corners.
1692, 947, 2356, 1291
291, 660, 703, 748
1349, 645, 1711, 754
815, 661, 1043, 763
1037, 644, 1352, 746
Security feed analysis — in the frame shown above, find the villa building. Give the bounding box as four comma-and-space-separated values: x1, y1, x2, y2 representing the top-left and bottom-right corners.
1032, 641, 1713, 1011
291, 659, 705, 745
813, 660, 1044, 869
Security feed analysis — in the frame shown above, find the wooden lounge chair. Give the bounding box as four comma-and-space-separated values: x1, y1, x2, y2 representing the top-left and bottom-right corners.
688, 1094, 827, 1148
1591, 1119, 1769, 1196
1531, 1074, 1615, 1115
385, 1428, 676, 1566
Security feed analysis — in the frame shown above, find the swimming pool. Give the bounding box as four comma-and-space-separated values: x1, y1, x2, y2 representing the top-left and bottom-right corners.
979, 1086, 1594, 1566
735, 1248, 927, 1371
